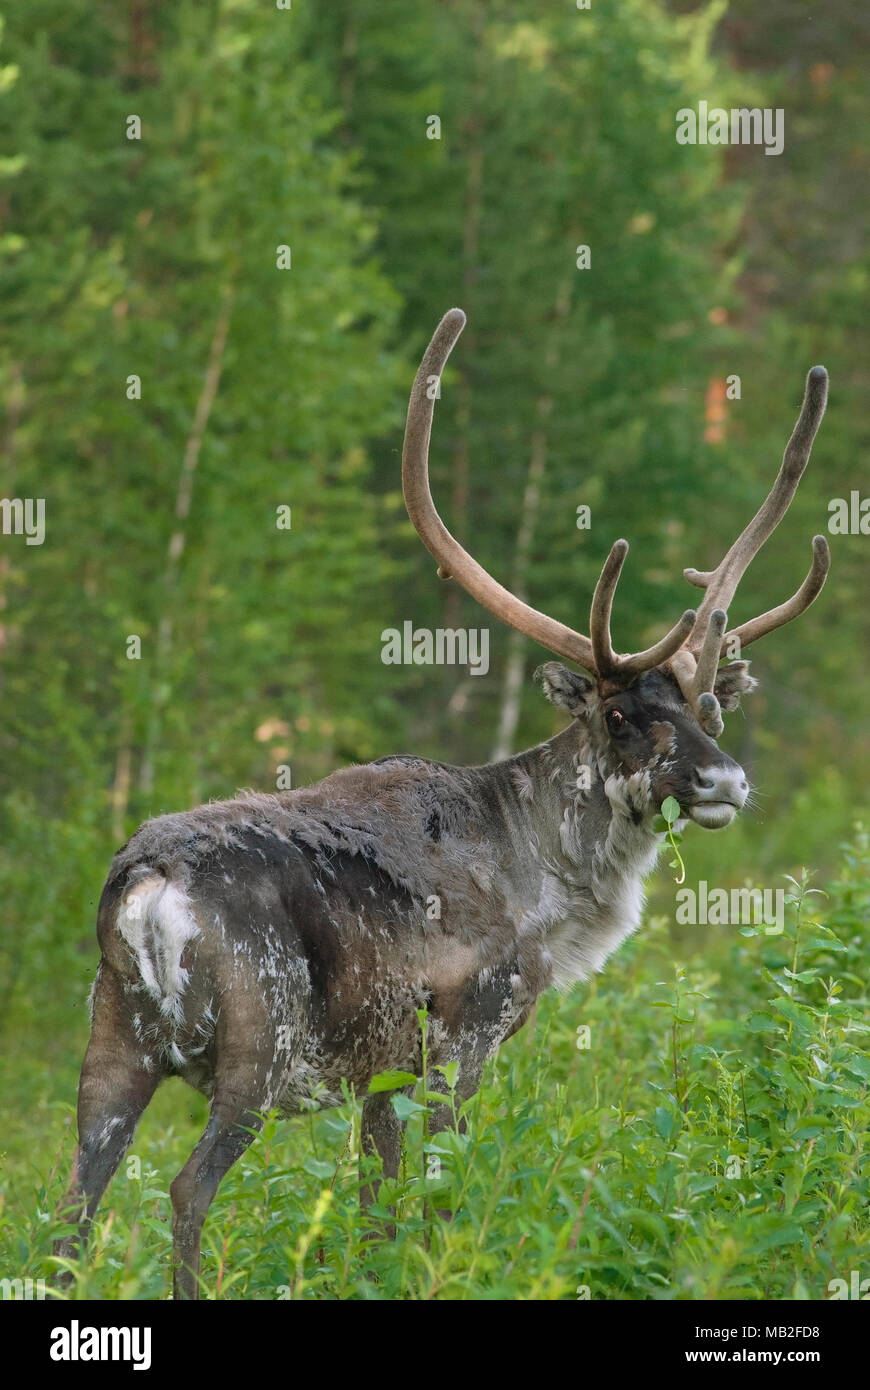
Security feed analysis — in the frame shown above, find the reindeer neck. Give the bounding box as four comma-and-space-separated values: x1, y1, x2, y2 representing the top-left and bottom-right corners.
479, 722, 663, 896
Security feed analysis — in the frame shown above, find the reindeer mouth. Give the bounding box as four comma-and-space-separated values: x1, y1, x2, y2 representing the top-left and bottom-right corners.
687, 801, 739, 830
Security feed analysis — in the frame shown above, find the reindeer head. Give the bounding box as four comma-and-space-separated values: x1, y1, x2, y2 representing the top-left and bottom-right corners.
534, 661, 751, 828
401, 309, 829, 831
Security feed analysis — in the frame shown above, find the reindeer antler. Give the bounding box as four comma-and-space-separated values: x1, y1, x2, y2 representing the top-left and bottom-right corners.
670, 365, 830, 734
402, 310, 830, 739
401, 309, 694, 681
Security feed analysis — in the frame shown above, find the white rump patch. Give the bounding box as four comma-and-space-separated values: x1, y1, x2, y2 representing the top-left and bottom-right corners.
117, 874, 199, 1025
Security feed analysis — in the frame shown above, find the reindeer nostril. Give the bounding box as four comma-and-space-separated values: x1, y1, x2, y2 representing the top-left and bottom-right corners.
693, 765, 749, 807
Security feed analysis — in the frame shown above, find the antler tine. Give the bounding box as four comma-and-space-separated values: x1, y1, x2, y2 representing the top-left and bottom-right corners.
401, 308, 596, 669
591, 539, 697, 680
670, 609, 728, 737
684, 365, 829, 653
725, 533, 830, 652
670, 366, 830, 735
403, 309, 725, 687
590, 540, 628, 677
620, 609, 698, 676
696, 608, 728, 695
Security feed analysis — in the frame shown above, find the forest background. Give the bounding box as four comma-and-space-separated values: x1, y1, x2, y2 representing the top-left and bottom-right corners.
0, 1, 867, 1300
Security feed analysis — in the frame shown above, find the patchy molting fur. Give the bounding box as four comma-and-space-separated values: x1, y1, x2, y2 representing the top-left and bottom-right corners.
58, 657, 751, 1299
93, 667, 738, 1109
95, 717, 667, 1110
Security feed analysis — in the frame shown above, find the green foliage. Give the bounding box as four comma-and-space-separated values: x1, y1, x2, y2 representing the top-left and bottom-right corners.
304, 0, 744, 762
0, 0, 865, 858
2, 829, 867, 1299
0, 0, 404, 824
657, 794, 686, 882
0, 0, 866, 1304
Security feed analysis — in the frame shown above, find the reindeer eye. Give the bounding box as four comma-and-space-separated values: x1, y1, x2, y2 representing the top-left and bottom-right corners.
605, 709, 626, 735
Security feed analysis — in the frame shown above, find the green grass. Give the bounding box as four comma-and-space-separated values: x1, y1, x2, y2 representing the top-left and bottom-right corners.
1, 816, 868, 1300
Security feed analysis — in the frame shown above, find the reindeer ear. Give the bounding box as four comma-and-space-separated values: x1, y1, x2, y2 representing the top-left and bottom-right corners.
714, 661, 758, 711
535, 663, 595, 717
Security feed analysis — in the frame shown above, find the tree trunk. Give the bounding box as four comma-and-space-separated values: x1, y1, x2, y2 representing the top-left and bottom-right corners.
444, 10, 484, 632
138, 290, 233, 795
490, 419, 548, 760
490, 280, 572, 760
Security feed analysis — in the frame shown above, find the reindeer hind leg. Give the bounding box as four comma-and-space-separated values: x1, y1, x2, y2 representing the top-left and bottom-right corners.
54, 962, 164, 1283
169, 992, 281, 1300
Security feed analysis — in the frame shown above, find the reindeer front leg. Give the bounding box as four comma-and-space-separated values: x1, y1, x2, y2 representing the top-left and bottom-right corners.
359, 1088, 409, 1239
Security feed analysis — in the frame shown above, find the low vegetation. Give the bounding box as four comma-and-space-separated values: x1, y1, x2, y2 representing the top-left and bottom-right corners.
3, 828, 866, 1300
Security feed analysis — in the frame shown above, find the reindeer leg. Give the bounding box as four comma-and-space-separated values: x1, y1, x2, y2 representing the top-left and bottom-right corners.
359, 1087, 411, 1241
425, 972, 530, 1224
423, 1048, 488, 1226
170, 1088, 266, 1300
54, 963, 162, 1286
169, 1002, 278, 1301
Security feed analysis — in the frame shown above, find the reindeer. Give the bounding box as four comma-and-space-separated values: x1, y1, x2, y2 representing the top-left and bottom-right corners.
55, 310, 830, 1298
